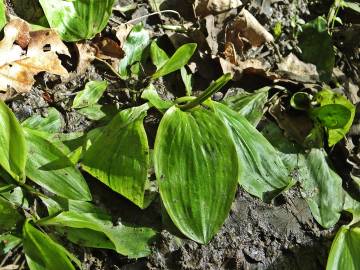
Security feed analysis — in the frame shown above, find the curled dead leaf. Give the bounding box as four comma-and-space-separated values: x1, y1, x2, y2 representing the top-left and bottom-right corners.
75, 43, 96, 75
195, 0, 242, 17
0, 18, 69, 100
227, 9, 274, 50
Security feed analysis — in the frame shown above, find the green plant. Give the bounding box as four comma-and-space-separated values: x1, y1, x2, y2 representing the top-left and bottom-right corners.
327, 0, 360, 31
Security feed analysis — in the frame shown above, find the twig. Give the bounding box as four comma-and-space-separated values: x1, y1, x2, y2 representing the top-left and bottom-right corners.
125, 10, 181, 25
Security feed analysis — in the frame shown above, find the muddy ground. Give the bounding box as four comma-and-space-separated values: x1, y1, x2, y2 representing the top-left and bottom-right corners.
3, 0, 359, 269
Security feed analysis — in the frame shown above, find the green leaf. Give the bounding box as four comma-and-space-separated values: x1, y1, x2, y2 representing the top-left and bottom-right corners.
326, 226, 360, 270
300, 149, 343, 228
343, 192, 360, 223
24, 128, 91, 201
261, 122, 344, 228
343, 1, 360, 13
0, 100, 27, 182
154, 105, 238, 244
214, 103, 293, 202
152, 43, 197, 79
0, 0, 6, 30
290, 92, 312, 111
22, 108, 63, 133
38, 211, 157, 258
150, 40, 169, 69
72, 81, 108, 109
141, 84, 173, 112
298, 16, 335, 82
38, 0, 115, 42
23, 221, 79, 270
311, 104, 351, 129
314, 89, 355, 146
0, 233, 22, 255
118, 24, 150, 79
82, 104, 151, 208
223, 87, 269, 126
0, 197, 23, 233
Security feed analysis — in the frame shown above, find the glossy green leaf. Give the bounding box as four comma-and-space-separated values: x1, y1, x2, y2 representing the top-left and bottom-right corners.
290, 92, 312, 111
38, 0, 115, 42
343, 192, 360, 223
39, 211, 157, 258
0, 233, 22, 255
0, 197, 23, 233
77, 104, 117, 121
22, 108, 63, 133
118, 24, 150, 79
261, 122, 344, 228
311, 104, 351, 129
0, 100, 27, 182
314, 89, 355, 146
326, 226, 360, 270
298, 16, 335, 82
82, 104, 151, 208
72, 81, 108, 109
141, 84, 173, 111
223, 87, 269, 126
300, 149, 343, 228
152, 43, 197, 79
154, 105, 238, 244
0, 0, 6, 30
24, 128, 91, 201
214, 103, 293, 201
23, 221, 79, 270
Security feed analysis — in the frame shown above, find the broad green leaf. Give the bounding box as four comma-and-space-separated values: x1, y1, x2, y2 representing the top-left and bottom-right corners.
77, 104, 116, 121
0, 233, 22, 255
118, 24, 150, 79
38, 211, 157, 258
261, 122, 344, 228
38, 0, 115, 42
82, 104, 151, 208
72, 81, 108, 109
311, 104, 351, 129
301, 149, 343, 228
0, 100, 27, 182
23, 221, 79, 270
152, 43, 197, 79
154, 105, 238, 244
141, 84, 173, 111
326, 226, 360, 270
22, 108, 63, 133
343, 1, 360, 13
0, 0, 6, 30
298, 16, 335, 82
213, 103, 292, 201
0, 185, 29, 208
150, 40, 169, 69
314, 89, 355, 146
0, 197, 23, 233
223, 87, 270, 126
343, 192, 360, 224
12, 0, 48, 27
24, 128, 91, 201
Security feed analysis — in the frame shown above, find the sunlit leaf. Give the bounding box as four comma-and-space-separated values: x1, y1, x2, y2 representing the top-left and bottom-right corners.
311, 104, 351, 129
38, 211, 157, 258
24, 128, 91, 201
82, 104, 151, 208
0, 233, 22, 255
118, 24, 150, 79
22, 108, 63, 133
23, 221, 79, 270
326, 226, 360, 270
152, 43, 197, 79
39, 0, 115, 42
154, 105, 238, 244
0, 0, 6, 30
214, 103, 293, 201
141, 84, 173, 112
0, 100, 27, 182
72, 81, 108, 109
223, 87, 269, 126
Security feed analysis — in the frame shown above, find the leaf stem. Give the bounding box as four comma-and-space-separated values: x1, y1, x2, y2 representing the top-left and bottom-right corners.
178, 73, 232, 111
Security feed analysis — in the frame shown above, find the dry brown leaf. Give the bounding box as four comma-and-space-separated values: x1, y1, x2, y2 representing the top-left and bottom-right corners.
277, 53, 319, 83
227, 8, 274, 49
75, 43, 96, 75
115, 24, 133, 46
0, 18, 69, 100
93, 37, 124, 59
195, 0, 242, 17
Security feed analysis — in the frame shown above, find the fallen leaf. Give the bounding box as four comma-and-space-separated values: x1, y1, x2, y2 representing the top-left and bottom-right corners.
75, 43, 96, 75
195, 0, 242, 17
277, 53, 319, 83
226, 8, 274, 49
93, 37, 124, 59
0, 18, 69, 100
